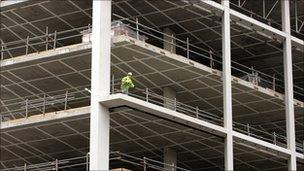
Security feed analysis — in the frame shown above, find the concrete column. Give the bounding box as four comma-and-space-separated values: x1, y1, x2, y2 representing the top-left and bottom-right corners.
90, 0, 111, 170
163, 87, 176, 110
281, 1, 297, 170
222, 0, 233, 170
164, 148, 177, 171
163, 28, 176, 53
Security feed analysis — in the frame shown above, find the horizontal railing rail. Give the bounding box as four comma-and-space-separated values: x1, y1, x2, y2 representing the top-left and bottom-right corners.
1, 151, 190, 171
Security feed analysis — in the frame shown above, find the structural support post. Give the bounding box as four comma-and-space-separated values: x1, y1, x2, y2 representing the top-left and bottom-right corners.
222, 0, 233, 170
163, 28, 176, 54
90, 0, 111, 170
163, 87, 176, 110
164, 147, 177, 171
281, 1, 297, 170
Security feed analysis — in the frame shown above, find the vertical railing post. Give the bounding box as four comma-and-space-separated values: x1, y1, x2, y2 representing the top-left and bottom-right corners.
26, 36, 29, 55
170, 34, 174, 53
43, 94, 46, 115
111, 74, 115, 94
55, 159, 58, 171
273, 132, 277, 145
251, 66, 254, 75
25, 99, 28, 118
272, 74, 276, 91
24, 163, 27, 171
295, 0, 298, 32
64, 90, 68, 110
1, 39, 4, 60
136, 18, 139, 40
174, 98, 177, 111
143, 157, 147, 171
145, 88, 149, 102
210, 50, 213, 69
302, 140, 304, 154
86, 153, 89, 171
45, 27, 49, 51
196, 106, 199, 118
88, 24, 91, 33
186, 37, 189, 59
53, 31, 57, 50
262, 0, 266, 18
247, 124, 250, 135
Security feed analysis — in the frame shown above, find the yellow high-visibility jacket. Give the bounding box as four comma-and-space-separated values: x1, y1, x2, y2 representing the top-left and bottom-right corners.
121, 76, 134, 89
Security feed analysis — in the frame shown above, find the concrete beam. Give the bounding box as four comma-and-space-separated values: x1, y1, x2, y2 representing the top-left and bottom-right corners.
163, 28, 176, 54
101, 93, 228, 137
0, 0, 28, 8
163, 87, 176, 110
1, 106, 90, 130
164, 147, 177, 171
233, 131, 291, 159
198, 0, 304, 47
0, 43, 91, 69
229, 9, 286, 42
90, 0, 111, 170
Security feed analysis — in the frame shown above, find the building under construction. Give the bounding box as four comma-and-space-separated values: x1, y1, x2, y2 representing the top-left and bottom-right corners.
0, 0, 304, 170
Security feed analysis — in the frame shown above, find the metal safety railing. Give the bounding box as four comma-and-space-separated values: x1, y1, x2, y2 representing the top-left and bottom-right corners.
110, 78, 304, 153
112, 87, 223, 126
2, 151, 190, 171
0, 24, 91, 59
1, 78, 303, 153
111, 151, 190, 171
0, 86, 91, 122
111, 14, 304, 99
0, 14, 303, 99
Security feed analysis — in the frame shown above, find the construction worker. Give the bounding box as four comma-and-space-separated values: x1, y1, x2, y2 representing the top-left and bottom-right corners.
121, 72, 134, 94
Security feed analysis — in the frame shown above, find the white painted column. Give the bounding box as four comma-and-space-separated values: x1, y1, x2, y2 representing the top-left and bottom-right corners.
222, 0, 233, 170
164, 147, 177, 171
163, 87, 176, 110
281, 1, 297, 170
90, 0, 111, 170
163, 28, 176, 53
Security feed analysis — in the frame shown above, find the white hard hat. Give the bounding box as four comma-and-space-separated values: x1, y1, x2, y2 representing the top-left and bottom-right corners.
128, 72, 132, 76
